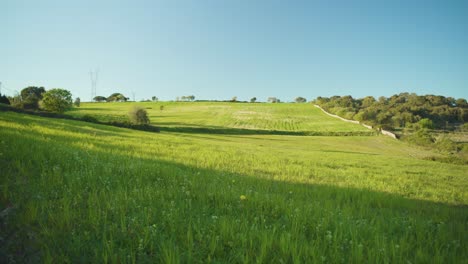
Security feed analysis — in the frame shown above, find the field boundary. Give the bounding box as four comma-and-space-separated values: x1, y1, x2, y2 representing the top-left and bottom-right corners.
313, 104, 398, 139
0, 104, 161, 133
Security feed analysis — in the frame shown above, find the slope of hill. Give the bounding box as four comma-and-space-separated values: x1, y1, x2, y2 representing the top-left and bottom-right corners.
1, 105, 467, 263
67, 102, 374, 135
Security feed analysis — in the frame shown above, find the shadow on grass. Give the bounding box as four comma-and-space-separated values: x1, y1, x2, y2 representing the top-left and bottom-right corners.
158, 124, 376, 137
1, 113, 467, 263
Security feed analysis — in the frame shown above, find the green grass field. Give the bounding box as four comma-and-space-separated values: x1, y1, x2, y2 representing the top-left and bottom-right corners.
1, 102, 467, 263
67, 102, 374, 135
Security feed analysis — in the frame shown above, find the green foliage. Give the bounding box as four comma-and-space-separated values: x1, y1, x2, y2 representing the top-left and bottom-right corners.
250, 97, 257, 103
315, 93, 467, 130
267, 97, 279, 103
41, 89, 73, 113
0, 93, 10, 105
435, 135, 458, 153
180, 95, 195, 101
403, 129, 435, 146
418, 118, 434, 129
295, 97, 307, 103
74, 97, 80, 107
107, 93, 128, 102
93, 96, 107, 102
19, 86, 46, 109
128, 106, 150, 125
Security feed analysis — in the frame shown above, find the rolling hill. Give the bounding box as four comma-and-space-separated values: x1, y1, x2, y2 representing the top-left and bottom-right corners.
1, 102, 466, 263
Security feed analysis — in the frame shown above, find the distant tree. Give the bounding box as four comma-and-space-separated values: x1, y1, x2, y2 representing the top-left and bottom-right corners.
268, 97, 279, 103
41, 88, 73, 113
231, 96, 237, 102
456, 98, 468, 108
20, 86, 46, 109
9, 94, 23, 108
128, 106, 150, 125
93, 96, 107, 102
361, 96, 376, 108
250, 97, 257, 103
0, 93, 10, 105
188, 95, 195, 101
176, 96, 180, 101
152, 96, 158, 102
107, 93, 127, 102
295, 97, 307, 103
74, 97, 81, 107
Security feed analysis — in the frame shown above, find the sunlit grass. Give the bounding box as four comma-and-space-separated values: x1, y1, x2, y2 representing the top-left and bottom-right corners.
68, 102, 372, 133
1, 108, 467, 263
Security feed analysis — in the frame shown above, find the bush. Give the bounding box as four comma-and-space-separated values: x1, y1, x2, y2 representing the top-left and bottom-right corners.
41, 89, 73, 113
128, 106, 150, 125
418, 118, 434, 129
435, 135, 459, 153
403, 129, 435, 146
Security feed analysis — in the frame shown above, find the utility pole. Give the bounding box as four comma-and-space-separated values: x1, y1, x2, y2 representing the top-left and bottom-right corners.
90, 69, 99, 101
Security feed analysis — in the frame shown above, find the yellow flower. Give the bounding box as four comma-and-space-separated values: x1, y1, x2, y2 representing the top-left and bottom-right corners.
240, 195, 247, 200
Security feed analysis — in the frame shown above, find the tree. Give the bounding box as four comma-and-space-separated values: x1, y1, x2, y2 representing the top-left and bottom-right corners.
0, 93, 10, 105
456, 98, 468, 108
20, 86, 46, 109
250, 97, 257, 103
268, 97, 279, 103
295, 97, 307, 103
152, 96, 158, 102
128, 106, 150, 125
41, 88, 73, 113
93, 96, 107, 102
107, 93, 127, 102
231, 96, 237, 102
74, 97, 81, 107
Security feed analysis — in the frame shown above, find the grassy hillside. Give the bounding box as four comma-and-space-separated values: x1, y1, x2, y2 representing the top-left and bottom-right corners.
67, 102, 373, 134
1, 104, 467, 263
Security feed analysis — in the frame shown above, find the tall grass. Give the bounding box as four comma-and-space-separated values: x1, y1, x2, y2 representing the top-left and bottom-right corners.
1, 109, 466, 263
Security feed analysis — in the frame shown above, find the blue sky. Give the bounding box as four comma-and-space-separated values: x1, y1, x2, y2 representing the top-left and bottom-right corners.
2, 0, 467, 102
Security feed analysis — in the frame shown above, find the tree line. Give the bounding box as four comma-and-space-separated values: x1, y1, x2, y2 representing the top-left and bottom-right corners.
313, 93, 468, 130
1, 86, 76, 113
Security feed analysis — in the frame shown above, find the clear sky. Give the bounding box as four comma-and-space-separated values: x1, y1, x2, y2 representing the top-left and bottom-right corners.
2, 0, 468, 102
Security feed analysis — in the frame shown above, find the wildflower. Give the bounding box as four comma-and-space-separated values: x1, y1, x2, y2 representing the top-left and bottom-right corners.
240, 195, 247, 200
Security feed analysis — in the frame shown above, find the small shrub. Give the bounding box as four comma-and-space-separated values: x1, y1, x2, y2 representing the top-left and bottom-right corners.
403, 129, 435, 146
128, 106, 150, 125
418, 118, 434, 129
435, 135, 458, 153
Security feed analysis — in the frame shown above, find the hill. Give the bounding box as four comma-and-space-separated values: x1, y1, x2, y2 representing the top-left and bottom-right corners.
67, 102, 374, 135
1, 103, 467, 263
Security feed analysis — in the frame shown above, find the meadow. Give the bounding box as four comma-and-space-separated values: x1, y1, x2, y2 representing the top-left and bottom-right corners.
1, 102, 467, 263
